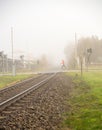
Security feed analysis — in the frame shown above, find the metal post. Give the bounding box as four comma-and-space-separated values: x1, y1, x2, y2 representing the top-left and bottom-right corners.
80, 56, 83, 77
11, 27, 16, 76
1, 51, 4, 74
75, 33, 79, 69
6, 57, 8, 73
75, 33, 77, 59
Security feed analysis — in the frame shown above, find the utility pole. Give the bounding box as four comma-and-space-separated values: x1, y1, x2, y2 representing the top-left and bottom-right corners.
80, 55, 83, 77
75, 33, 77, 59
11, 27, 16, 76
75, 33, 79, 69
0, 51, 4, 74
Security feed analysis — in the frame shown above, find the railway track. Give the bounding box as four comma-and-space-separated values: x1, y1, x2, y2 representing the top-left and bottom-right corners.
0, 73, 55, 111
0, 73, 56, 112
0, 73, 54, 104
0, 72, 73, 130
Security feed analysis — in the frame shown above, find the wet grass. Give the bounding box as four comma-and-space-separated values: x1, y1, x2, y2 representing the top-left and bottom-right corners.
0, 74, 34, 89
63, 72, 102, 130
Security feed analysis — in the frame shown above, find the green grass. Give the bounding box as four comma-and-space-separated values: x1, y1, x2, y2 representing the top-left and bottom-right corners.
0, 74, 34, 89
63, 72, 102, 130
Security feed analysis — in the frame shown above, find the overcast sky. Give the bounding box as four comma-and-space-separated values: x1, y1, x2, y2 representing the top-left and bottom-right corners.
0, 0, 102, 63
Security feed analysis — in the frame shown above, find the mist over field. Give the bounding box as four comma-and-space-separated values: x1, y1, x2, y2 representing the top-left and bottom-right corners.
0, 0, 102, 72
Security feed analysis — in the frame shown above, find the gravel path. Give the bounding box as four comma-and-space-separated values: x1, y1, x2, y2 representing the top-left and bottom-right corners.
0, 73, 73, 130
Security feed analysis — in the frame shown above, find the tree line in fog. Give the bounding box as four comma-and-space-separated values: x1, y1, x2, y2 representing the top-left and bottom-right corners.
64, 36, 102, 69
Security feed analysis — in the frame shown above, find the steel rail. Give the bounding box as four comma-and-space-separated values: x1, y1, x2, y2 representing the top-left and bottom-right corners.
0, 74, 43, 93
0, 73, 56, 111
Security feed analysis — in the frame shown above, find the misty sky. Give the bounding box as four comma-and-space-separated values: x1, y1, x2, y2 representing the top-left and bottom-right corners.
0, 0, 102, 63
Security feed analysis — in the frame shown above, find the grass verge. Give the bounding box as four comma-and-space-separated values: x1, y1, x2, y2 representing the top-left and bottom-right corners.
62, 72, 102, 130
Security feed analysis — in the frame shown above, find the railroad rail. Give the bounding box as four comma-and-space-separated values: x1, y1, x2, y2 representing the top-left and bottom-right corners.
0, 73, 43, 93
0, 73, 56, 111
0, 73, 53, 103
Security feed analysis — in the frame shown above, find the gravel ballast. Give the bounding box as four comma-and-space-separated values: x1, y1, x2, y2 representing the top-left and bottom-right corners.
0, 73, 73, 130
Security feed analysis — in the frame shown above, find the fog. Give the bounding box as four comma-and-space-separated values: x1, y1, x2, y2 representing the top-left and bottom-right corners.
0, 0, 102, 67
